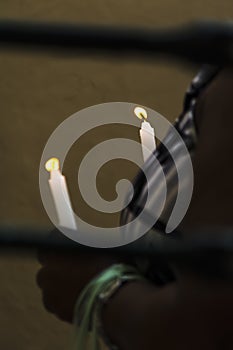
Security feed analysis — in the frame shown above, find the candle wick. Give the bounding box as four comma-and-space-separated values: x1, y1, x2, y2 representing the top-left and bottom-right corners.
134, 106, 148, 120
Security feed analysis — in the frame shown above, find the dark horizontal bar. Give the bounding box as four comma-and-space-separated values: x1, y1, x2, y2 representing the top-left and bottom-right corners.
0, 20, 232, 64
0, 225, 233, 257
1, 225, 233, 279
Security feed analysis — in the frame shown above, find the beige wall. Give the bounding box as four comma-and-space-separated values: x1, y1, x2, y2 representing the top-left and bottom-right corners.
0, 1, 232, 349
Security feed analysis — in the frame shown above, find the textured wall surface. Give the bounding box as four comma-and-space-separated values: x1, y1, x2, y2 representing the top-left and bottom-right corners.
0, 1, 232, 349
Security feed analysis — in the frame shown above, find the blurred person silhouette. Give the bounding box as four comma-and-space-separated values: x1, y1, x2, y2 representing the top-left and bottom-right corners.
37, 66, 233, 350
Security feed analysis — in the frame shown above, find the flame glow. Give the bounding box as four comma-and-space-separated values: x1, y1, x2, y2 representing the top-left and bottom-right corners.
45, 157, 60, 172
134, 106, 148, 120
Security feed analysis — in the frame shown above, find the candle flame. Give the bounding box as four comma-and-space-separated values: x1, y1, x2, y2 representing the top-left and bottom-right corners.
134, 106, 148, 120
45, 157, 60, 172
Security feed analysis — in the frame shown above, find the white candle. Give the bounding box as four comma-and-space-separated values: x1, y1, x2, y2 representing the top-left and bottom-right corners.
134, 106, 156, 162
45, 158, 77, 230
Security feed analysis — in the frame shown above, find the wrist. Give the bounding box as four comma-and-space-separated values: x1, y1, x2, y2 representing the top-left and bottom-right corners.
102, 279, 158, 349
73, 264, 146, 349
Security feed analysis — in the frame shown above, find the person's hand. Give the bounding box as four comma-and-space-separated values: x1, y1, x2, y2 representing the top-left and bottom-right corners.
36, 230, 117, 322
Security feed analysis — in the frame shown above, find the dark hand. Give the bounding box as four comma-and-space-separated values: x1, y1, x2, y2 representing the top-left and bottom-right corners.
36, 230, 117, 322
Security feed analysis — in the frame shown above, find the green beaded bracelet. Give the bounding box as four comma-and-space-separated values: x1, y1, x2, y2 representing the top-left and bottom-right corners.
73, 264, 145, 350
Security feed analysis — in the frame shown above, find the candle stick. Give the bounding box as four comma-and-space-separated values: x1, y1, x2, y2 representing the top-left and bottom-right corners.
134, 106, 156, 162
45, 157, 77, 230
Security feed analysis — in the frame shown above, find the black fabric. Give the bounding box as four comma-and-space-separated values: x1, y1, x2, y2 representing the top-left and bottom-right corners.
120, 65, 220, 234
120, 65, 220, 284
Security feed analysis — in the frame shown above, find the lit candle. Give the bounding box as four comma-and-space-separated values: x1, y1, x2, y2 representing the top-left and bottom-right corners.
45, 157, 77, 230
134, 106, 156, 162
